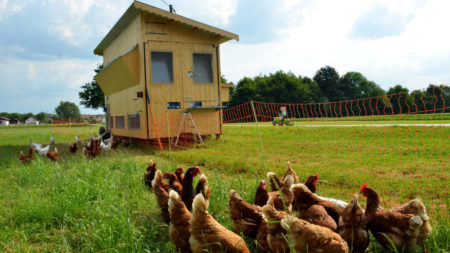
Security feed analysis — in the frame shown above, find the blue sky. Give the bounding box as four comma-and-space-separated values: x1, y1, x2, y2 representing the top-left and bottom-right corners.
0, 0, 449, 114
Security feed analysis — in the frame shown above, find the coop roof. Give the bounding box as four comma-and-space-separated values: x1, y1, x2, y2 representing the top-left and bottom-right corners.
94, 1, 239, 56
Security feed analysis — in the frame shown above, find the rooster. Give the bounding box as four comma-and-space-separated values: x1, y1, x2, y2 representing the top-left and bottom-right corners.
261, 204, 289, 253
181, 166, 201, 211
228, 190, 263, 238
338, 194, 369, 253
19, 148, 35, 163
46, 147, 58, 161
164, 172, 183, 195
291, 184, 341, 232
168, 190, 193, 253
143, 161, 157, 189
152, 170, 170, 223
281, 215, 349, 253
360, 184, 431, 252
190, 193, 250, 253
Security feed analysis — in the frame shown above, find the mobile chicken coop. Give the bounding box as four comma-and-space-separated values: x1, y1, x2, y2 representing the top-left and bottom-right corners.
94, 1, 238, 146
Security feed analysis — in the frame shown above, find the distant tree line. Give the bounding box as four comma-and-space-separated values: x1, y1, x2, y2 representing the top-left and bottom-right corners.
1, 101, 82, 124
226, 66, 450, 113
0, 111, 49, 123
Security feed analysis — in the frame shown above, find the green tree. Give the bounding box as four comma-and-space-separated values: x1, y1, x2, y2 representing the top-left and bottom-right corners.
313, 66, 342, 102
35, 112, 48, 123
340, 72, 385, 99
79, 65, 105, 111
387, 84, 409, 95
55, 101, 81, 119
229, 77, 259, 106
20, 113, 34, 122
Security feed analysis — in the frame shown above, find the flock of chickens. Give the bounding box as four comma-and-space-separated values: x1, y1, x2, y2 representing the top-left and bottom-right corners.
19, 131, 130, 163
145, 161, 432, 253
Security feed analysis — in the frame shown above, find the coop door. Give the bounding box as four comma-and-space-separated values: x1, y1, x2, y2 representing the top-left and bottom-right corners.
181, 44, 219, 108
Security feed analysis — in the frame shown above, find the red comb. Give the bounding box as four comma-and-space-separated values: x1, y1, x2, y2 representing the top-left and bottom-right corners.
360, 184, 368, 191
315, 173, 318, 180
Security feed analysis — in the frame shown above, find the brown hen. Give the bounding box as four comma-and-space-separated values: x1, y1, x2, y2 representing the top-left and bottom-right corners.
261, 204, 289, 253
164, 171, 183, 195
361, 184, 431, 251
291, 184, 340, 232
228, 189, 263, 239
190, 193, 250, 253
168, 190, 192, 253
19, 148, 35, 163
152, 170, 170, 223
338, 194, 369, 253
281, 215, 349, 253
181, 166, 200, 211
46, 147, 58, 161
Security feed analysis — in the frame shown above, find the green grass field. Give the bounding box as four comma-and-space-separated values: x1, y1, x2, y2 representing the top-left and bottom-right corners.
0, 123, 448, 252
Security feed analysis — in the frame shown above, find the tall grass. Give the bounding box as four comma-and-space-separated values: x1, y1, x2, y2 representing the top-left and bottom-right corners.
0, 124, 448, 252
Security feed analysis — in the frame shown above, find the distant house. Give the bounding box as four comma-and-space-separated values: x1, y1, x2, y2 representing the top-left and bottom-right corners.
9, 118, 20, 125
0, 117, 10, 125
25, 117, 39, 125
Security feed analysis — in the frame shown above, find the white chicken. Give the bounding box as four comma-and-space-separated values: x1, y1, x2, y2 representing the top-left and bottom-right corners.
100, 140, 111, 151
30, 135, 55, 156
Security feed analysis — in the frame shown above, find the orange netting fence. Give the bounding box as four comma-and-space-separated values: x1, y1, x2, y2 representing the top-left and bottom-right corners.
223, 85, 450, 123
216, 85, 450, 216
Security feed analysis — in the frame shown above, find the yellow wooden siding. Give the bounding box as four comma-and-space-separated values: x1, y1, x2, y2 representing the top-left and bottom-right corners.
95, 47, 139, 95
100, 10, 230, 140
144, 14, 221, 45
220, 84, 233, 103
104, 15, 141, 65
146, 109, 220, 139
109, 84, 147, 139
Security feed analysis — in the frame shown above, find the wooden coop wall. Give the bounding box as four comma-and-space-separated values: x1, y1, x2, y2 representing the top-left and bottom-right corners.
104, 14, 147, 139
143, 13, 223, 139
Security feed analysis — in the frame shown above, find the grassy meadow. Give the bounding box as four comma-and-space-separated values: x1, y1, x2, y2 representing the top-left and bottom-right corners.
0, 123, 448, 252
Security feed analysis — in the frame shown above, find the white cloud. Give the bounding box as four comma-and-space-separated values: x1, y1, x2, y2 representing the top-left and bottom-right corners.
221, 0, 450, 91
169, 0, 238, 26
0, 0, 25, 20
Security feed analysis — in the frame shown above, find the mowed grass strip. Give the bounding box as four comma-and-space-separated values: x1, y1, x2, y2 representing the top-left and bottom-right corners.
0, 124, 448, 252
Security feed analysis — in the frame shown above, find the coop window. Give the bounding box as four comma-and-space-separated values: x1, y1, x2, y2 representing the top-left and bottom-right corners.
151, 52, 173, 83
110, 116, 114, 128
128, 114, 140, 130
189, 101, 202, 108
115, 115, 125, 129
168, 102, 180, 109
193, 53, 213, 83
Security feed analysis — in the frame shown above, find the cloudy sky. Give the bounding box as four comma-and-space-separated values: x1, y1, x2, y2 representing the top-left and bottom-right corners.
1, 0, 449, 114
